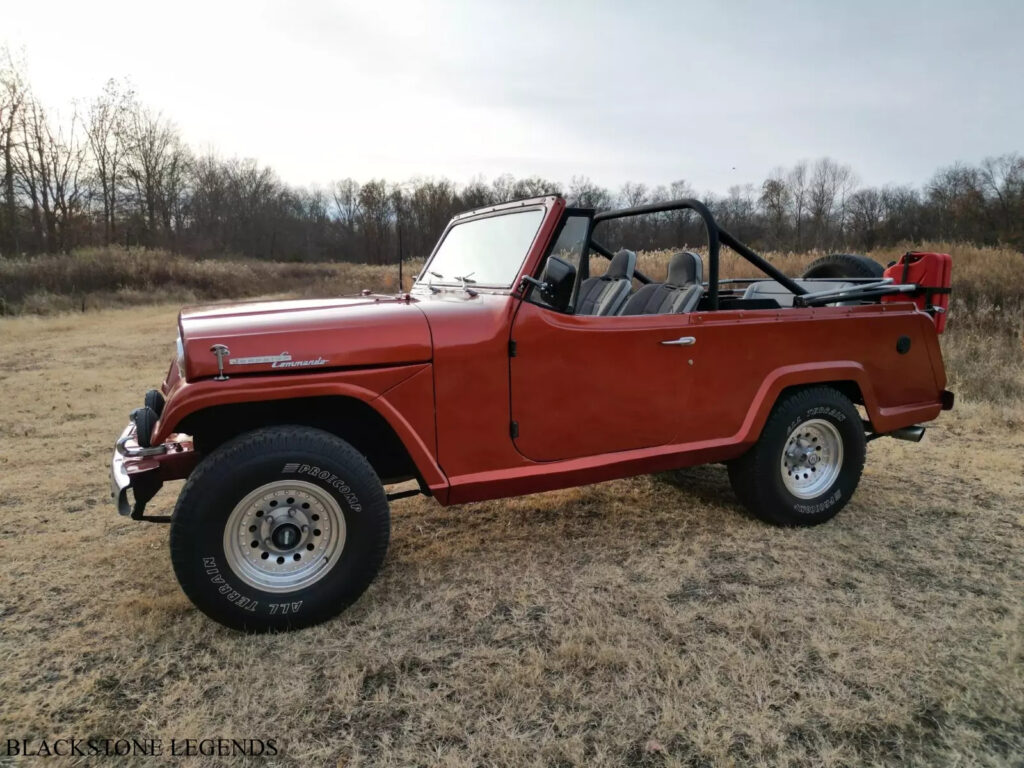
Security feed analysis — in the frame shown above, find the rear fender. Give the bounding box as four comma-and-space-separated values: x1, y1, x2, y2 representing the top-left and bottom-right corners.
736, 362, 941, 446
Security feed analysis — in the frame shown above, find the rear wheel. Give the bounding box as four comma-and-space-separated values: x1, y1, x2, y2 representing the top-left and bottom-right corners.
727, 387, 865, 526
170, 426, 390, 632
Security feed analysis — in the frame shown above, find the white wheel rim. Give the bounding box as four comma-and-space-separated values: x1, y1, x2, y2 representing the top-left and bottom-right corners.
223, 480, 346, 593
780, 418, 843, 499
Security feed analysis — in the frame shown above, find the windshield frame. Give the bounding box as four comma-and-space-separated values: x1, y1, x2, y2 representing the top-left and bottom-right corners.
414, 204, 548, 292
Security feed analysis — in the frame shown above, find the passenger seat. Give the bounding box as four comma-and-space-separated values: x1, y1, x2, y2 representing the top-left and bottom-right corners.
576, 249, 637, 315
620, 251, 704, 315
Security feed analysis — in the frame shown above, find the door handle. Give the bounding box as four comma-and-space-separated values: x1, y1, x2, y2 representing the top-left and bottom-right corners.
661, 336, 696, 346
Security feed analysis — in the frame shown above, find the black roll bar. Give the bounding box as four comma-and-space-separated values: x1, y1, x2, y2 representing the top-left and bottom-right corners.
593, 198, 807, 310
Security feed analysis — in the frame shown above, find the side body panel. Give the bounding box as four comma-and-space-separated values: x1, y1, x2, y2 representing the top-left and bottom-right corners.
419, 292, 524, 487
509, 303, 694, 460
438, 300, 946, 505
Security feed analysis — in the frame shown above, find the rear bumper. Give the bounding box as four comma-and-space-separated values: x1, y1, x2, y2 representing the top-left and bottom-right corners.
109, 424, 198, 522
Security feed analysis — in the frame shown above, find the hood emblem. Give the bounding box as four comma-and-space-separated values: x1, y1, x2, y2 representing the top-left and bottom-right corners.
229, 352, 329, 370
210, 344, 230, 380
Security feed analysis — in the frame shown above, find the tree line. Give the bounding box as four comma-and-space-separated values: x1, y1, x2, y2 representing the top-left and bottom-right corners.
2, 48, 1022, 263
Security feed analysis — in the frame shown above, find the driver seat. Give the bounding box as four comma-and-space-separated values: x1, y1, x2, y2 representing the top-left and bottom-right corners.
576, 249, 637, 315
620, 251, 704, 315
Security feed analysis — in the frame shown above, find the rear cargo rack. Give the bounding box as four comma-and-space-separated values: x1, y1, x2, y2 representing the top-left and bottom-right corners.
792, 279, 919, 307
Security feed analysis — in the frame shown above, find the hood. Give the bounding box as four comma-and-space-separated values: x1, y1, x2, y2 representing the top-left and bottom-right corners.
179, 295, 431, 380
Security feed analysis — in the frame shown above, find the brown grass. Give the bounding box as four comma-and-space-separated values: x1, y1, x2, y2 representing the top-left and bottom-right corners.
0, 291, 1022, 764
0, 247, 424, 316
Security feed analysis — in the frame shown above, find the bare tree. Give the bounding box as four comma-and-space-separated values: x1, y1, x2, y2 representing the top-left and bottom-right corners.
926, 163, 985, 242
15, 100, 56, 252
459, 175, 493, 210
619, 181, 649, 208
357, 179, 393, 265
123, 106, 182, 246
331, 178, 361, 229
47, 107, 88, 251
787, 162, 809, 249
978, 154, 1024, 238
847, 187, 885, 249
0, 47, 28, 256
808, 158, 857, 247
86, 79, 133, 245
568, 176, 610, 209
760, 168, 791, 246
512, 176, 561, 200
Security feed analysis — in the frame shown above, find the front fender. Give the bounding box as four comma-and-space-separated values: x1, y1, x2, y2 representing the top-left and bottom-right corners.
154, 364, 448, 492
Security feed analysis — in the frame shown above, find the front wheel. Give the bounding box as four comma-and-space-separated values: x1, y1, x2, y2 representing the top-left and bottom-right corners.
727, 387, 866, 526
170, 426, 390, 632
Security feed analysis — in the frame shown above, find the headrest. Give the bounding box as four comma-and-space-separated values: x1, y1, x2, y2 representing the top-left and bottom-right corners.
667, 251, 703, 286
605, 249, 637, 280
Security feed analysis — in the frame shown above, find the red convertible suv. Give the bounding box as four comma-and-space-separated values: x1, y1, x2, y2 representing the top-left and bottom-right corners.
110, 196, 953, 631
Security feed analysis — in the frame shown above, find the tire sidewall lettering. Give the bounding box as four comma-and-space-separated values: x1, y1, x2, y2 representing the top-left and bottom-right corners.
201, 556, 259, 612
785, 406, 846, 436
793, 488, 842, 515
283, 463, 362, 512
196, 464, 365, 619
171, 428, 391, 632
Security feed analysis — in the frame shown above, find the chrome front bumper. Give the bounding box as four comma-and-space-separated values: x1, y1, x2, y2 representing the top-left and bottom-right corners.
110, 425, 135, 516
109, 424, 195, 523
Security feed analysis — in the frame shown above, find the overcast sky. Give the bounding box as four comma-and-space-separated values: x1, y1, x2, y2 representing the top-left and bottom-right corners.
4, 0, 1023, 194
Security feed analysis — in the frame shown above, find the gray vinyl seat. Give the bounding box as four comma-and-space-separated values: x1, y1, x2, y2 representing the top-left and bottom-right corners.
576, 249, 637, 315
620, 251, 704, 315
742, 279, 856, 307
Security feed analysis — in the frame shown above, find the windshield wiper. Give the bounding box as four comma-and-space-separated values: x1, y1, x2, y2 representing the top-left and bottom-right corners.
417, 270, 443, 294
419, 270, 476, 295
454, 272, 477, 296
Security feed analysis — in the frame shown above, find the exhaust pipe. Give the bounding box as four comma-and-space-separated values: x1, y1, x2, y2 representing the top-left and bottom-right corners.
889, 425, 926, 442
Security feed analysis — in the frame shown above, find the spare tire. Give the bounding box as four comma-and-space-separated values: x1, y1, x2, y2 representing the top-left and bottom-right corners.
802, 253, 884, 280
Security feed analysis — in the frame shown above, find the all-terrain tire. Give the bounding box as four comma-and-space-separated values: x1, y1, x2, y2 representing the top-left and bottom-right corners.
169, 426, 390, 632
802, 253, 884, 280
727, 387, 865, 526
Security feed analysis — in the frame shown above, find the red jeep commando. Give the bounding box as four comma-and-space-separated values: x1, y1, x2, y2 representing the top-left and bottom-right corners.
110, 196, 953, 631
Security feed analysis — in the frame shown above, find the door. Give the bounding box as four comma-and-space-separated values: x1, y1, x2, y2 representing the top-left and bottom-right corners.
509, 301, 696, 462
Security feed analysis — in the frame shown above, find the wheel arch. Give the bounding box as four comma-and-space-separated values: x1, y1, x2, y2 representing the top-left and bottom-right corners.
175, 394, 444, 490
737, 363, 878, 446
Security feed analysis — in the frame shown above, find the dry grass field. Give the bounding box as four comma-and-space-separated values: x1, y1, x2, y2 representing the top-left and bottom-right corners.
0, 248, 422, 317
0, 246, 1022, 767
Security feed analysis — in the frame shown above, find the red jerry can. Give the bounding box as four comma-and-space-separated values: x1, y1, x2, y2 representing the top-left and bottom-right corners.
881, 252, 952, 333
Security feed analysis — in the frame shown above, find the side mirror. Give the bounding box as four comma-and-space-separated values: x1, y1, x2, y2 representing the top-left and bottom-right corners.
521, 256, 576, 312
